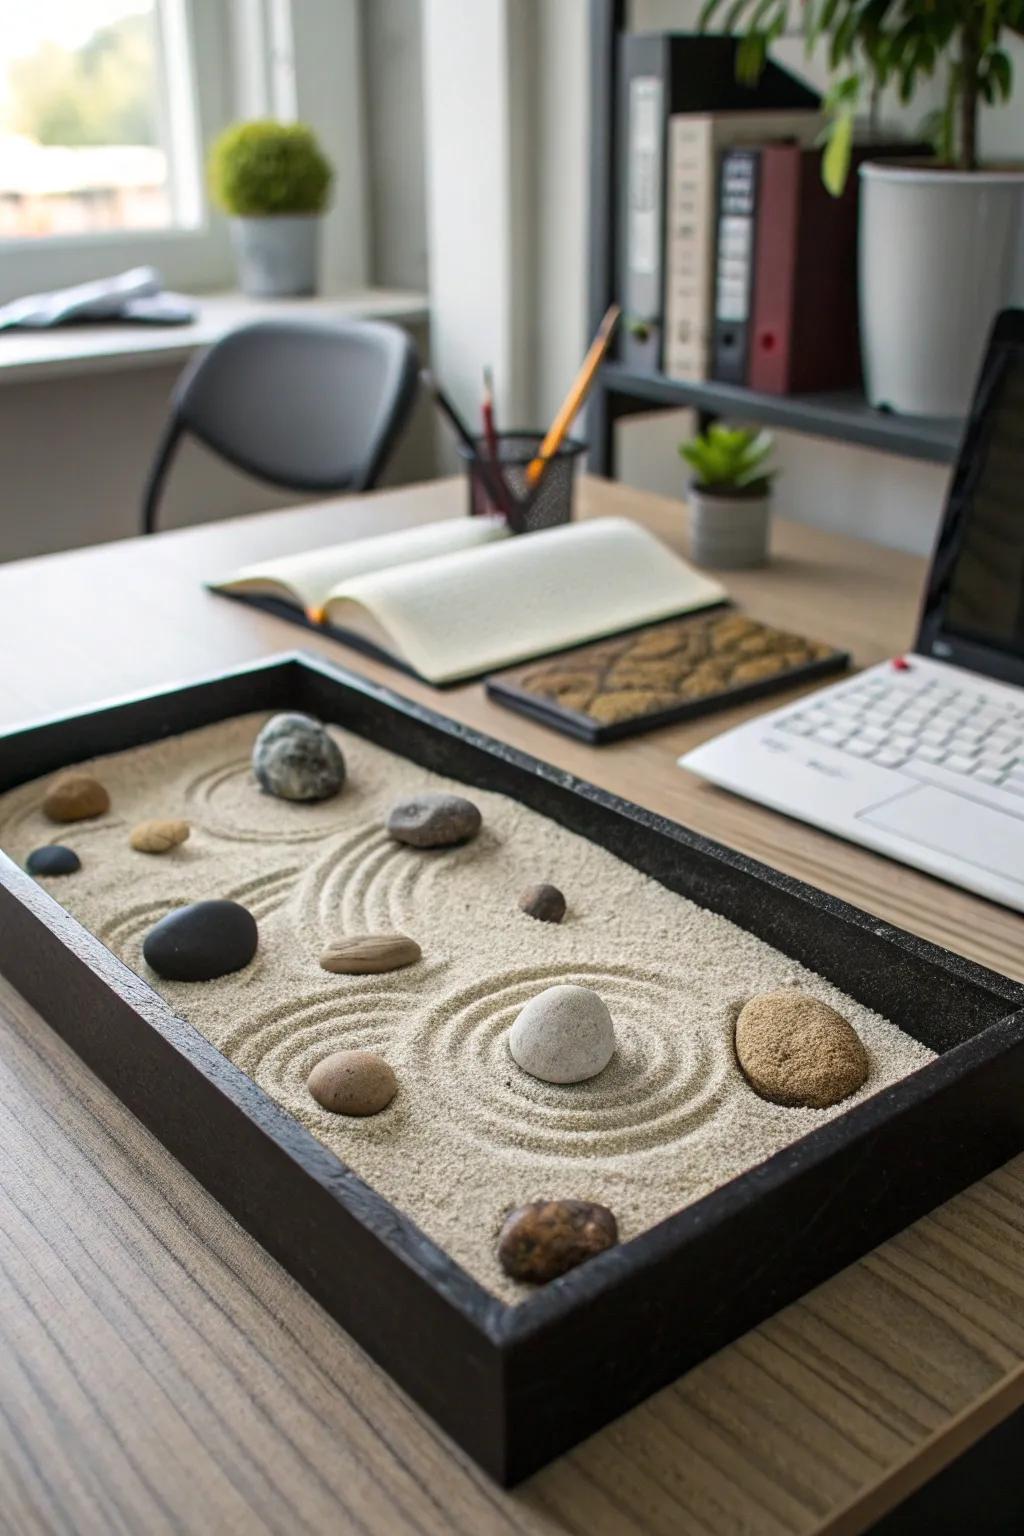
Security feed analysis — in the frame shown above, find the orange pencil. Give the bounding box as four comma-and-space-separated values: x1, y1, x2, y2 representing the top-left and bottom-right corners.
525, 304, 620, 488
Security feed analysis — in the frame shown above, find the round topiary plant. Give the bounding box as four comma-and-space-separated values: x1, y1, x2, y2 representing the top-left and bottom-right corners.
208, 120, 332, 218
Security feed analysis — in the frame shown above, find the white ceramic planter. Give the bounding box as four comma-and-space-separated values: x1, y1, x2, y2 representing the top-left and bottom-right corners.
688, 487, 771, 569
859, 163, 1024, 417
229, 214, 320, 297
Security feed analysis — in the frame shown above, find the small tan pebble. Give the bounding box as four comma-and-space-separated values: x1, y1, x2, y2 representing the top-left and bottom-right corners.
735, 990, 869, 1109
320, 934, 421, 974
307, 1050, 397, 1116
42, 773, 109, 824
130, 818, 190, 854
497, 1199, 618, 1284
519, 883, 567, 924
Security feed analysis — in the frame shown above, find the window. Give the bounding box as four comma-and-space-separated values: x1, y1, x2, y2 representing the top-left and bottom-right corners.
0, 0, 201, 241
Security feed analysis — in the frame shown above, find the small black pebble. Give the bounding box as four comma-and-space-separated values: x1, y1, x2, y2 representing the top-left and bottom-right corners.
143, 899, 258, 982
26, 845, 80, 877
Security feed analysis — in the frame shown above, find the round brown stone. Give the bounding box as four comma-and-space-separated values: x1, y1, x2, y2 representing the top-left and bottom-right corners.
319, 934, 421, 974
42, 773, 110, 824
735, 990, 869, 1109
518, 883, 567, 924
130, 818, 190, 854
497, 1198, 618, 1284
307, 1050, 397, 1116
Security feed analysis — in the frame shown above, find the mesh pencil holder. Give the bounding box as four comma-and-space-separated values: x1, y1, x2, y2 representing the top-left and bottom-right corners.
458, 432, 586, 532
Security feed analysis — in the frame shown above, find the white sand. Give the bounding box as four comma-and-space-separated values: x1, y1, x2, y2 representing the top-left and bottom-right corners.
0, 714, 935, 1301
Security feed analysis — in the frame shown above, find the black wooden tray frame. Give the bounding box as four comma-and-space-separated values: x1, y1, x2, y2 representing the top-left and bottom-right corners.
1, 651, 1023, 1486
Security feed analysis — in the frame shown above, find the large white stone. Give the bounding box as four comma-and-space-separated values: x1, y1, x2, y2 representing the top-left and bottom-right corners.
508, 984, 615, 1085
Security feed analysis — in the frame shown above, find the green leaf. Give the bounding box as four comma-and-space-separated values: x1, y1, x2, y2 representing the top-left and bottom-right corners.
822, 106, 854, 195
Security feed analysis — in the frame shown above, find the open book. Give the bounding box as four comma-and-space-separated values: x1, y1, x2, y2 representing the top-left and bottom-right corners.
210, 515, 726, 685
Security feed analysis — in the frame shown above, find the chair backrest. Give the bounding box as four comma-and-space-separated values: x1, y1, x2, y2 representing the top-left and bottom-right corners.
142, 316, 419, 533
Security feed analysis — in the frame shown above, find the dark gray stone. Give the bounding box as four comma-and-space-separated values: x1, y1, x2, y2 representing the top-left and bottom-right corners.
252, 712, 345, 802
26, 845, 81, 877
143, 899, 258, 981
386, 792, 482, 848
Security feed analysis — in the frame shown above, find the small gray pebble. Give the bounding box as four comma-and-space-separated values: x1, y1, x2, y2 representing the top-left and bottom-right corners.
386, 791, 481, 848
519, 883, 566, 923
509, 984, 615, 1084
252, 713, 345, 802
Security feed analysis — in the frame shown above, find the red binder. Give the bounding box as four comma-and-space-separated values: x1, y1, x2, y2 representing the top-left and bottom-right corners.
748, 145, 861, 395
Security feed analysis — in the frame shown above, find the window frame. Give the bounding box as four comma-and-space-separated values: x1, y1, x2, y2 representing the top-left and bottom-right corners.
0, 0, 236, 303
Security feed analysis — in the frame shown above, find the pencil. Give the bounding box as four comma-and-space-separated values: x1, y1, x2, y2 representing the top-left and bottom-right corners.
525, 304, 621, 488
480, 365, 506, 518
422, 370, 525, 532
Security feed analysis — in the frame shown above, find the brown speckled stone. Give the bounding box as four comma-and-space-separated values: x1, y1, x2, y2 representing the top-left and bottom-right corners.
307, 1050, 397, 1116
130, 818, 190, 854
735, 990, 869, 1108
42, 773, 109, 824
497, 1198, 618, 1283
518, 883, 567, 923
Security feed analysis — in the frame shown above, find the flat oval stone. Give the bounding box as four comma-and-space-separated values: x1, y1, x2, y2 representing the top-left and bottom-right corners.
386, 792, 481, 848
320, 933, 421, 974
735, 990, 869, 1108
498, 1199, 618, 1283
519, 883, 567, 923
26, 845, 81, 877
307, 1050, 397, 1116
130, 818, 190, 854
142, 899, 258, 982
42, 773, 109, 823
509, 984, 615, 1084
252, 712, 345, 802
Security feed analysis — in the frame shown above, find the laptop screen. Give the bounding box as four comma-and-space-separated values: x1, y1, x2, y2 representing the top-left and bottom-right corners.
917, 311, 1024, 688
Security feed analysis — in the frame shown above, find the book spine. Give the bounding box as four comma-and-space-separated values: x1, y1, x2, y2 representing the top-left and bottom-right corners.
747, 145, 801, 394
663, 117, 714, 381
711, 148, 759, 384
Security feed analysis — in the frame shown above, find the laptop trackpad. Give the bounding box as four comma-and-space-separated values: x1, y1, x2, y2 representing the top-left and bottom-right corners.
859, 784, 1024, 886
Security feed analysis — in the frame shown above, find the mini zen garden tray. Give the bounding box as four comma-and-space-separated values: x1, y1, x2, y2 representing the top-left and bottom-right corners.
1, 652, 1023, 1485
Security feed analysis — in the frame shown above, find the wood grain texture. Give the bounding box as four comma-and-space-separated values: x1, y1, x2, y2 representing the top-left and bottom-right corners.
0, 475, 1022, 1532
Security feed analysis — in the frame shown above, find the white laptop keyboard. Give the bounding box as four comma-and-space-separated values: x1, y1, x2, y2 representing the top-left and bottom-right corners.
775, 668, 1024, 795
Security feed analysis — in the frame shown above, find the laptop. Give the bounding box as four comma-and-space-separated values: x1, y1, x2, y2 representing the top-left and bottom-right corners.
680, 308, 1024, 914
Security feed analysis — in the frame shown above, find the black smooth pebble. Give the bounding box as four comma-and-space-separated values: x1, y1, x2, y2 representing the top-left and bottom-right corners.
26, 845, 81, 876
143, 899, 258, 982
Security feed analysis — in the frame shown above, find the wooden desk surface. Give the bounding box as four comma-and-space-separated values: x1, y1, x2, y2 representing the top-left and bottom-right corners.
1, 476, 1022, 1535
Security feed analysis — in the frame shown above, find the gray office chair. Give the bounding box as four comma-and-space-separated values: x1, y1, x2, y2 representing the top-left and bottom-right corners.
141, 316, 419, 534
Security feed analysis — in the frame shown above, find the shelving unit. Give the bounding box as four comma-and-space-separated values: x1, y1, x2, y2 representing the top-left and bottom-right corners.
586, 0, 963, 475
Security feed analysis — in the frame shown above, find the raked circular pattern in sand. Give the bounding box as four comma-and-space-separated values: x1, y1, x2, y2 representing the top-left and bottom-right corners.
0, 712, 936, 1301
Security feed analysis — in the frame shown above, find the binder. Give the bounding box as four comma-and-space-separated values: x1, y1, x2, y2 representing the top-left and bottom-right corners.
747, 144, 861, 394
711, 148, 759, 385
663, 109, 820, 382
616, 34, 819, 375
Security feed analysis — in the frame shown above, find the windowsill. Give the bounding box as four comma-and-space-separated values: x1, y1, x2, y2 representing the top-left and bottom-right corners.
0, 288, 430, 386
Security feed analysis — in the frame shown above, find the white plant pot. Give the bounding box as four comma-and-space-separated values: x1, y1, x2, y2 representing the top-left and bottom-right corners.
229, 214, 320, 298
859, 163, 1024, 417
688, 487, 771, 569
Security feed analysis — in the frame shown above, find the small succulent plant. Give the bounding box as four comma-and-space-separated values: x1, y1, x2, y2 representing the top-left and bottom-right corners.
679, 424, 777, 495
208, 120, 332, 217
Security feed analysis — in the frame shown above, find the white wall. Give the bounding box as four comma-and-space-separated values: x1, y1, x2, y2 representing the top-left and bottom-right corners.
363, 0, 429, 291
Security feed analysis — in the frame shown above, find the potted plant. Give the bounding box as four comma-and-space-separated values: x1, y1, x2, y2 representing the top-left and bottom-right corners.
679, 424, 777, 568
700, 1, 1024, 417
208, 120, 333, 298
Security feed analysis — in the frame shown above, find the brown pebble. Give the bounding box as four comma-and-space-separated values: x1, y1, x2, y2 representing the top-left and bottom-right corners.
519, 883, 567, 923
307, 1050, 397, 1116
320, 934, 421, 974
42, 773, 109, 824
735, 990, 869, 1108
497, 1199, 618, 1283
130, 818, 190, 854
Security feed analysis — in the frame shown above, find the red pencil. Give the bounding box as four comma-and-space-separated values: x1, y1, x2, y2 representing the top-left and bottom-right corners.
480, 366, 502, 515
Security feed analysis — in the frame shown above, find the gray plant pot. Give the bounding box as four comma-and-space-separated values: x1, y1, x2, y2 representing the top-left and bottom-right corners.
229, 214, 320, 298
688, 486, 771, 569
